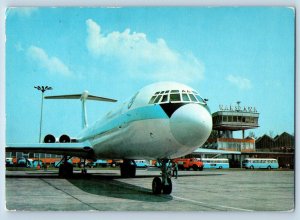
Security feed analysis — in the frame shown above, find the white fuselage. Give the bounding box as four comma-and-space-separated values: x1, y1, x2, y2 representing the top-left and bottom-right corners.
77, 82, 212, 160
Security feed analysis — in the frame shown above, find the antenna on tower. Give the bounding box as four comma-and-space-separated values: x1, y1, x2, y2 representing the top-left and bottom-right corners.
236, 101, 241, 111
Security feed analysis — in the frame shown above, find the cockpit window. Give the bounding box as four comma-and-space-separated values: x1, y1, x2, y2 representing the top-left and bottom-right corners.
195, 94, 205, 103
154, 95, 162, 103
188, 94, 197, 102
182, 93, 190, 102
149, 95, 156, 104
170, 94, 181, 102
161, 95, 169, 103
149, 89, 205, 105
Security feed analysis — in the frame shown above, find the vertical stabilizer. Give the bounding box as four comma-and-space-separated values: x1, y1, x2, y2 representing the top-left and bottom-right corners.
80, 91, 89, 129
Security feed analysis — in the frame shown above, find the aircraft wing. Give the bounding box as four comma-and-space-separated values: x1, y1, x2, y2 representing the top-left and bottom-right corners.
6, 141, 95, 159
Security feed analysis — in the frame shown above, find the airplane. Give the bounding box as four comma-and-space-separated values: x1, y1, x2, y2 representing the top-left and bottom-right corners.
6, 81, 212, 194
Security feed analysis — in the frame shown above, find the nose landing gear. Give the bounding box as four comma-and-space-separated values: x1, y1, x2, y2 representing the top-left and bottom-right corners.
152, 159, 172, 194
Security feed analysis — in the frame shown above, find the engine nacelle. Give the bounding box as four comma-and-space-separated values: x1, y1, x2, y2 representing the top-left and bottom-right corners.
59, 134, 71, 143
44, 134, 56, 143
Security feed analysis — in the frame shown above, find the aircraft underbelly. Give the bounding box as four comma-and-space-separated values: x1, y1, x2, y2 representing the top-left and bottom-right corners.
91, 119, 194, 159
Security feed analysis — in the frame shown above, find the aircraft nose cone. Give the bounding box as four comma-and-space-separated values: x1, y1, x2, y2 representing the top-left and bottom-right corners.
170, 104, 212, 147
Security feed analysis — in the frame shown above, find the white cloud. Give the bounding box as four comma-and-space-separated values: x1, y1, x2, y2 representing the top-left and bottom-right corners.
85, 19, 204, 83
8, 8, 38, 17
27, 46, 72, 77
226, 74, 252, 90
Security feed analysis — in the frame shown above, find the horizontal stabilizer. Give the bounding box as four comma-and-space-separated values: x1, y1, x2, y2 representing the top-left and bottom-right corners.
44, 91, 117, 129
45, 91, 117, 102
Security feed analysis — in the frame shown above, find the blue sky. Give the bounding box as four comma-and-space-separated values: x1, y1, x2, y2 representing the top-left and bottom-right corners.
6, 7, 295, 143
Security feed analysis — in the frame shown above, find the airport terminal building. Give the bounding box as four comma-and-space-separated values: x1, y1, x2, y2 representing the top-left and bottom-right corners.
193, 103, 294, 168
202, 104, 259, 152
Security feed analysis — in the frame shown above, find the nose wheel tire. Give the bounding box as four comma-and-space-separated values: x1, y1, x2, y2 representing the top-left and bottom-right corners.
152, 177, 162, 194
162, 177, 172, 194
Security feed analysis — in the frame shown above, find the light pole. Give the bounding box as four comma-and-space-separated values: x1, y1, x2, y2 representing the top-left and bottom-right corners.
34, 86, 53, 167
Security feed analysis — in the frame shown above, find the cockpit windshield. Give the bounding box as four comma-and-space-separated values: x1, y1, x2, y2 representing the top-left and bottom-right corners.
148, 89, 206, 104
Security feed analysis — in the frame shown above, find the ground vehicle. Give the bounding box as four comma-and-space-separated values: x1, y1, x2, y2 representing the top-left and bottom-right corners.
17, 157, 31, 167
134, 160, 150, 168
6, 158, 14, 167
90, 159, 110, 167
174, 158, 204, 171
201, 158, 230, 169
242, 158, 279, 170
32, 160, 44, 168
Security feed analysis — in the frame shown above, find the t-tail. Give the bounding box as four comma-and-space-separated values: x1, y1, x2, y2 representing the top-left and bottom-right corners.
45, 91, 117, 129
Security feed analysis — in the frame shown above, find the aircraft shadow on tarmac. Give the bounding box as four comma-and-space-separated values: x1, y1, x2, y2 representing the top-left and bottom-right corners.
6, 171, 224, 203
67, 174, 173, 202
66, 172, 224, 202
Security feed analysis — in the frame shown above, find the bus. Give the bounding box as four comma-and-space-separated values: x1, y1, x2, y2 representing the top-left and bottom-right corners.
242, 158, 279, 170
200, 158, 229, 169
134, 160, 150, 168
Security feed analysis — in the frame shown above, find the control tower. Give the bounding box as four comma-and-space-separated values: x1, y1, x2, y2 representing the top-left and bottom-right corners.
204, 102, 259, 152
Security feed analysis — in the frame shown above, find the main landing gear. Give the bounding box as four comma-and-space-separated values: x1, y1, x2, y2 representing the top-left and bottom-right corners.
120, 159, 136, 178
80, 158, 88, 175
58, 156, 73, 178
152, 159, 172, 195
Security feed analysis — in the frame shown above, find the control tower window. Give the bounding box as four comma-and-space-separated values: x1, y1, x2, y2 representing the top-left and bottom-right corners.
233, 116, 237, 122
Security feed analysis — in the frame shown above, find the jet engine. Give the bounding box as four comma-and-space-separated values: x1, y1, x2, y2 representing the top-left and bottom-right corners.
44, 134, 56, 143
59, 134, 71, 143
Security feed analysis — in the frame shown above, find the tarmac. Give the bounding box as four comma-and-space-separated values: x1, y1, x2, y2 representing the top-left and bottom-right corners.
5, 168, 294, 211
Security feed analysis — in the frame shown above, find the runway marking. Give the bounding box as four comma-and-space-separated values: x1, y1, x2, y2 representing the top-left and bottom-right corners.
172, 195, 254, 211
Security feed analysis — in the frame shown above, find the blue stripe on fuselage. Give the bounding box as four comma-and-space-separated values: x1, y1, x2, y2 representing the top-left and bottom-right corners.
79, 105, 169, 141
